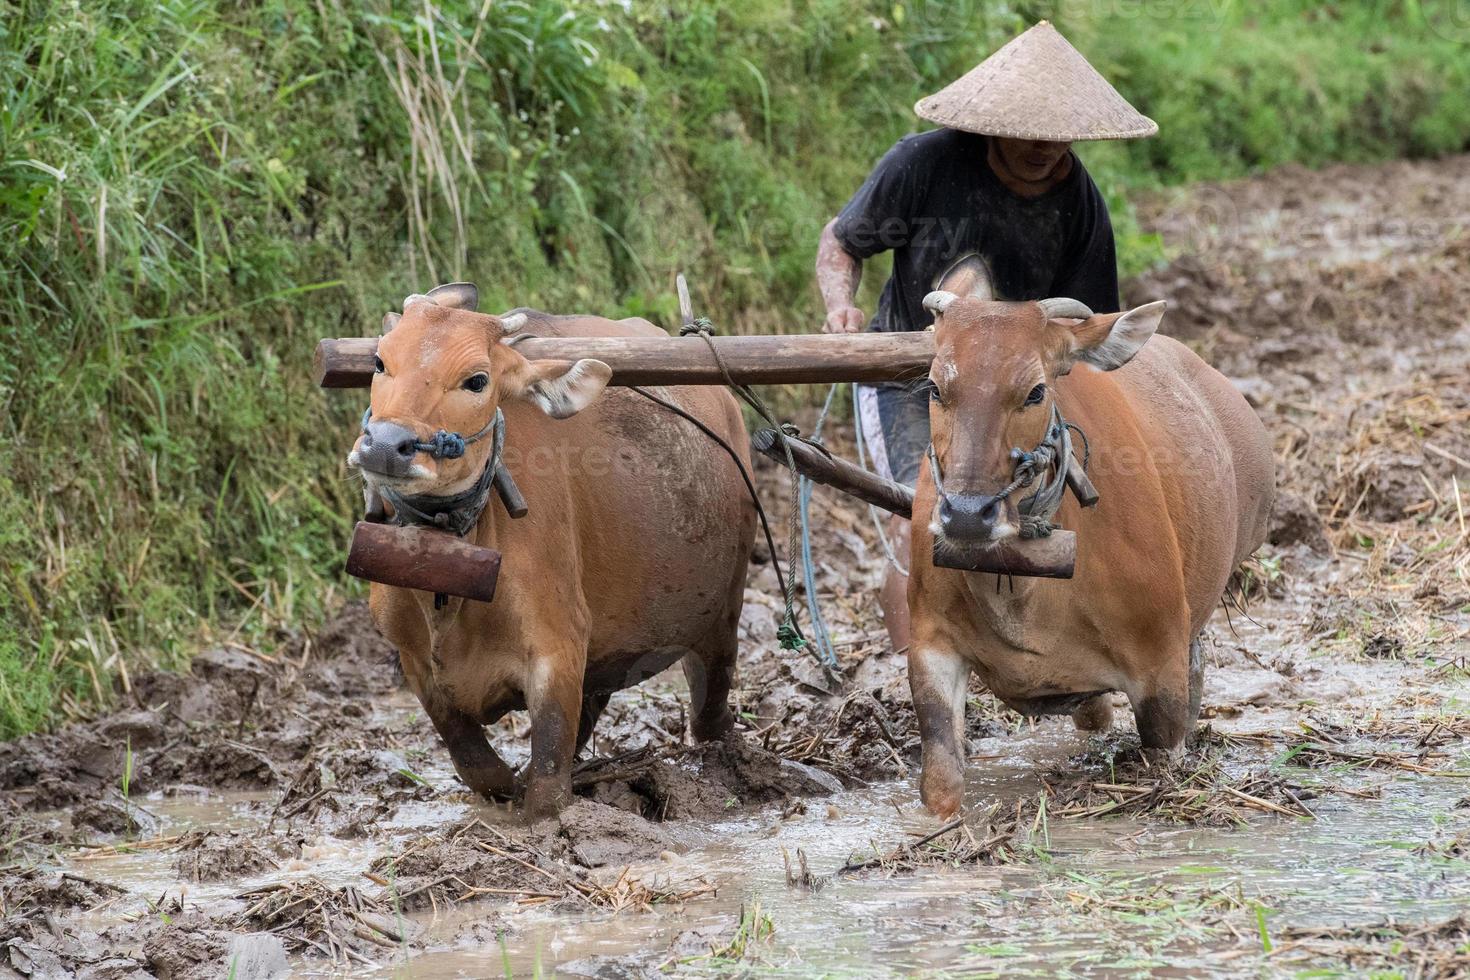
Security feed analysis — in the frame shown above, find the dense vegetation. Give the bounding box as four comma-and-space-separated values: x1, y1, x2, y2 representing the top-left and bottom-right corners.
2, 0, 1467, 735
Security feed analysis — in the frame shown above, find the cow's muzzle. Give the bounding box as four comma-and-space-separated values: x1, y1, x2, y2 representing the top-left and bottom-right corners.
357, 419, 421, 478
936, 489, 1017, 545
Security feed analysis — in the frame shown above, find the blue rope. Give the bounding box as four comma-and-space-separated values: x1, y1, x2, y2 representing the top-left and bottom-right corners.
797, 383, 840, 670
360, 408, 495, 461
418, 430, 467, 459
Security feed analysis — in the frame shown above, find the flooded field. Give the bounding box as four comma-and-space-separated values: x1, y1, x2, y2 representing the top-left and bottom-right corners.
3, 155, 1469, 978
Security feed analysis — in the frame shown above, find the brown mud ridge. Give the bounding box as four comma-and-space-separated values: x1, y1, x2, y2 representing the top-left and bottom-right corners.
3, 155, 1469, 978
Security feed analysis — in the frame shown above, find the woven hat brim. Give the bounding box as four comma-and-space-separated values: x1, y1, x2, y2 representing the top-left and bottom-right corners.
911, 108, 1159, 142
915, 21, 1157, 142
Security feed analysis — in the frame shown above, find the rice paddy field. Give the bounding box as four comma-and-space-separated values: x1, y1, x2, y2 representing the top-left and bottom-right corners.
2, 153, 1468, 976
3, 2, 1469, 977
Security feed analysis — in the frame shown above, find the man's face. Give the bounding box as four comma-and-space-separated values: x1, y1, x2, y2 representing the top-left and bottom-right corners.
993, 138, 1072, 182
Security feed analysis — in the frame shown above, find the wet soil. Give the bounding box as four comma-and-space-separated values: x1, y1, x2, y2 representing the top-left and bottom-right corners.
2, 155, 1469, 978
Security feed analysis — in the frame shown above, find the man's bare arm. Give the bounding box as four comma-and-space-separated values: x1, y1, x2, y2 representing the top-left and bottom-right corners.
816, 219, 866, 333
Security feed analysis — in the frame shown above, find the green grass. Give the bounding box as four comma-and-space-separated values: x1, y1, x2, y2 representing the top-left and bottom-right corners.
2, 0, 1469, 736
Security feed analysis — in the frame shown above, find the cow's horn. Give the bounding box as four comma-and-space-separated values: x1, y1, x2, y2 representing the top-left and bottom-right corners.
403, 292, 433, 309
500, 312, 528, 333
1038, 298, 1094, 320
923, 290, 959, 315
427, 282, 479, 311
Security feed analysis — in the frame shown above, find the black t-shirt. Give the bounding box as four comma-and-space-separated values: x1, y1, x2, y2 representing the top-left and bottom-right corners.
833, 129, 1121, 331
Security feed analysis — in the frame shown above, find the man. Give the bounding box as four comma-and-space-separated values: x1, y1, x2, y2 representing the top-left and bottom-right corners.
814, 21, 1157, 652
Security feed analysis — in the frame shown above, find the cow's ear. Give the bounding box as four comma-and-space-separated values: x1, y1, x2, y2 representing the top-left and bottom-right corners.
426, 282, 479, 311
505, 358, 612, 419
1066, 301, 1166, 372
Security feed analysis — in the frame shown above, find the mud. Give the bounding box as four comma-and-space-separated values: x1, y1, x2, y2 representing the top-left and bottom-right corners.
2, 155, 1469, 978
172, 831, 298, 884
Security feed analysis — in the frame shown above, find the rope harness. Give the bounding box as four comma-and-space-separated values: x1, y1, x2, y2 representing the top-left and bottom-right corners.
666, 315, 815, 661
796, 384, 841, 668
924, 403, 1086, 540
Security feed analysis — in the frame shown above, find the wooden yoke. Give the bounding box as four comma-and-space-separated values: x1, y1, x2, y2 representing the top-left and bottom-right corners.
325, 322, 1075, 588
315, 332, 936, 389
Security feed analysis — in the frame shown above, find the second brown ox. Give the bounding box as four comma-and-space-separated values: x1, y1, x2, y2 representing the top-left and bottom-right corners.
347, 285, 754, 818
907, 275, 1274, 818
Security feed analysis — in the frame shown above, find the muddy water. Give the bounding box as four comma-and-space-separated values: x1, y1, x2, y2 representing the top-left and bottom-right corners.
344, 726, 1470, 976
55, 736, 1470, 978
48, 607, 1468, 978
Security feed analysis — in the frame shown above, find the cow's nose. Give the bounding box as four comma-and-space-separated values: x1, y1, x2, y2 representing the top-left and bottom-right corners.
358, 420, 420, 477
937, 491, 1004, 542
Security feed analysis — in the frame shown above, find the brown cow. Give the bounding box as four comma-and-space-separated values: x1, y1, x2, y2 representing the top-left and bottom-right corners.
347, 284, 754, 818
907, 274, 1274, 818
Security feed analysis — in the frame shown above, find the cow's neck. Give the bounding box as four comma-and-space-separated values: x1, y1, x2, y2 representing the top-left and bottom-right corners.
960, 570, 1042, 652
406, 498, 512, 663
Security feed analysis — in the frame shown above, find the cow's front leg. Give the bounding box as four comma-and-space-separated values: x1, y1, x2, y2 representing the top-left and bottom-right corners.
1130, 647, 1194, 756
523, 649, 586, 820
908, 644, 970, 819
395, 640, 516, 800
427, 698, 517, 800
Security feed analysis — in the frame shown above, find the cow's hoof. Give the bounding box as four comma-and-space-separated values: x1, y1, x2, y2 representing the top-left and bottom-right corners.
922, 794, 962, 821
456, 764, 516, 801
690, 707, 736, 743
1072, 694, 1114, 733
1138, 745, 1184, 769
523, 777, 574, 822
919, 769, 964, 820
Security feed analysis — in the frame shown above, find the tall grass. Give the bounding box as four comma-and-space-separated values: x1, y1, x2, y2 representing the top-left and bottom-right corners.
2, 0, 1467, 736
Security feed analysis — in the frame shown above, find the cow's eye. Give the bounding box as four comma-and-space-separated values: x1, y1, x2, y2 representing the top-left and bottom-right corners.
1024, 384, 1046, 406
373, 356, 385, 374
927, 382, 944, 405
462, 373, 489, 393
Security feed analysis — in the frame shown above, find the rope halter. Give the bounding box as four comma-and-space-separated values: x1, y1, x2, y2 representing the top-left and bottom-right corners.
360, 407, 506, 537
927, 404, 1080, 539
359, 406, 501, 461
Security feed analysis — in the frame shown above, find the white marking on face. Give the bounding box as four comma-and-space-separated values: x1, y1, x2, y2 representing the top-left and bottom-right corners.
358, 462, 435, 497
984, 520, 1018, 544
418, 334, 444, 370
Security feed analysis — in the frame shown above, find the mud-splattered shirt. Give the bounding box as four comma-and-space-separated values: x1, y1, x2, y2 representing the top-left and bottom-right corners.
834, 128, 1120, 331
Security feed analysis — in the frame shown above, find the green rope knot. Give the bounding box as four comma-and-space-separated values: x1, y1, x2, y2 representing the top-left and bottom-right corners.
777, 619, 807, 651
679, 316, 716, 337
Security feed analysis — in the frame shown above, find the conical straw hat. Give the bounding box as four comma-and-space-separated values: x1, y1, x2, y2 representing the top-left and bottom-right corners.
915, 21, 1157, 141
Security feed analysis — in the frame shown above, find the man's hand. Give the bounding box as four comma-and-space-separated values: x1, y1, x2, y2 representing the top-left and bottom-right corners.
823, 306, 867, 334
